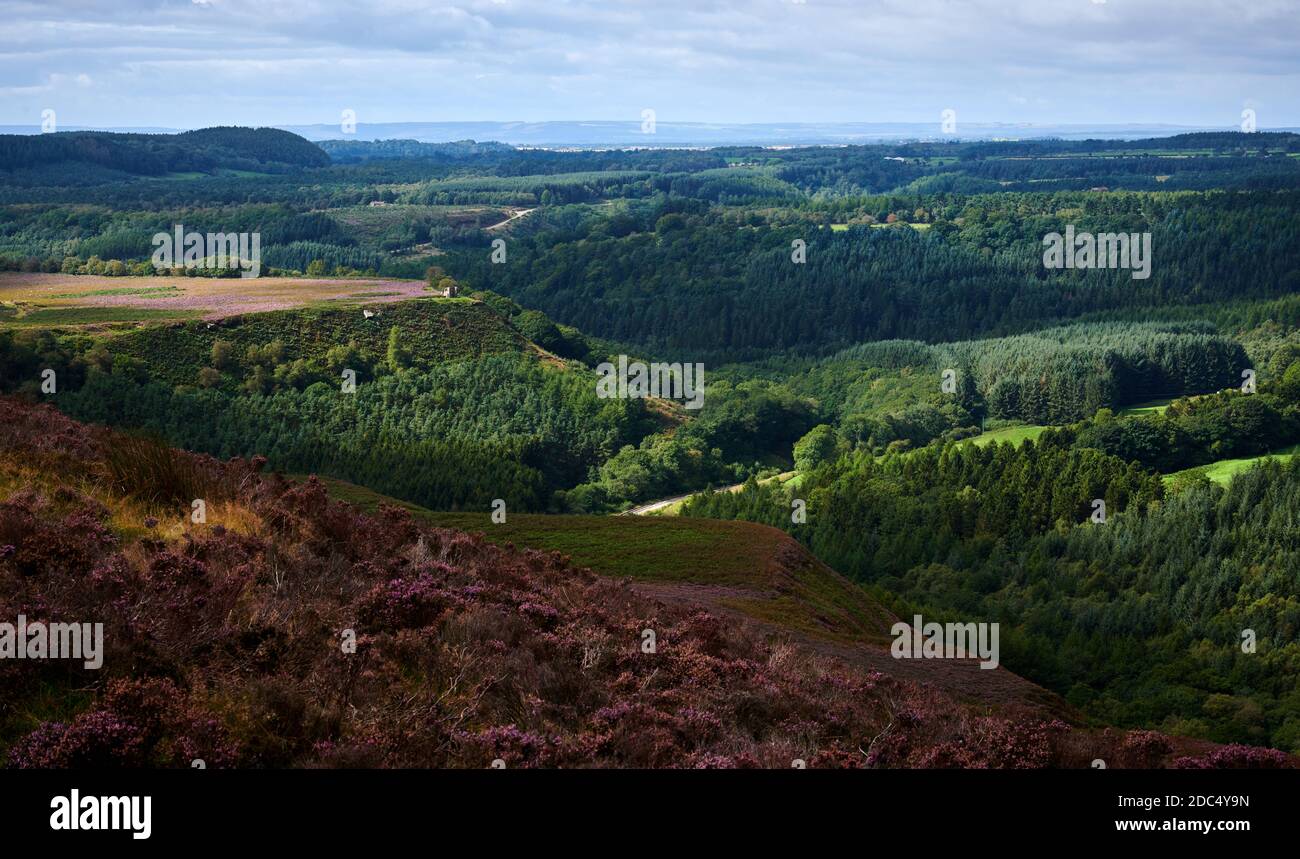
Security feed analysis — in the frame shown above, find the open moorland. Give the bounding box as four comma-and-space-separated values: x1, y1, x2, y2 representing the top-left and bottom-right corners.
0, 272, 431, 326
4, 125, 1300, 767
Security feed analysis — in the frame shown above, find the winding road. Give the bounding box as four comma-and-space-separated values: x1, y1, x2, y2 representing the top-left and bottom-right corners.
622, 471, 798, 517
484, 207, 536, 232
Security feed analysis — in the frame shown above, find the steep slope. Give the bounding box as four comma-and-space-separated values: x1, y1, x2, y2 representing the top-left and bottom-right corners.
7, 397, 1287, 768
100, 295, 529, 389
2, 290, 647, 515
325, 483, 1106, 717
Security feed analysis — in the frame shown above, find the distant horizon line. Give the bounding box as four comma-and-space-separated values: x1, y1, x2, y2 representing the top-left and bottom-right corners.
2, 120, 1295, 130
2, 119, 1295, 147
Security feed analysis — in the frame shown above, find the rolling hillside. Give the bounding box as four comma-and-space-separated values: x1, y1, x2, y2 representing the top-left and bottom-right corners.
317, 475, 1077, 715
0, 285, 639, 514
4, 396, 1269, 768
98, 295, 528, 389
0, 126, 329, 178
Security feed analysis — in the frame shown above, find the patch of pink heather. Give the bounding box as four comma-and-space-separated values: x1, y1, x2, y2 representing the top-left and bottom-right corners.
20, 277, 430, 320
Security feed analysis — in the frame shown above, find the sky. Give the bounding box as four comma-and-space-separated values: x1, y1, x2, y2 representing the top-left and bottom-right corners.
1, 0, 1298, 130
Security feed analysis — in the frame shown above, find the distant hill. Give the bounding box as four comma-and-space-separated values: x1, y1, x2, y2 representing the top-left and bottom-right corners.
5, 122, 1299, 150
0, 126, 329, 176
279, 120, 1300, 147
317, 138, 516, 163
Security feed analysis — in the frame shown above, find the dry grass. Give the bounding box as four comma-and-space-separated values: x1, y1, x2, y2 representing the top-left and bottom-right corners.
1, 437, 264, 545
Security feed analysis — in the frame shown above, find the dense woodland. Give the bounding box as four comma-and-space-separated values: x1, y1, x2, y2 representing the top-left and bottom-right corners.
0, 127, 330, 180
441, 190, 1300, 359
681, 410, 1300, 748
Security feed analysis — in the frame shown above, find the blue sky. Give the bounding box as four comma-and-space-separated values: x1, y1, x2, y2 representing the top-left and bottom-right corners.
2, 0, 1298, 129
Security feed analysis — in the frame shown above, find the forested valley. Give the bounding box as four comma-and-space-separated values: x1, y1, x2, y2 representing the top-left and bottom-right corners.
4, 126, 1300, 759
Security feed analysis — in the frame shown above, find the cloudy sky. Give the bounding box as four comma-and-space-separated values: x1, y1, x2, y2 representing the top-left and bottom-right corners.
1, 0, 1298, 129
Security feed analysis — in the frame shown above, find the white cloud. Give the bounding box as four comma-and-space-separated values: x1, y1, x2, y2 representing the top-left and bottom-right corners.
0, 0, 1296, 126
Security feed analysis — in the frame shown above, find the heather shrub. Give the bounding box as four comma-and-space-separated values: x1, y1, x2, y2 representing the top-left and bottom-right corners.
8, 711, 149, 768
1118, 729, 1174, 768
9, 679, 235, 768
912, 717, 1067, 769
1171, 744, 1293, 769
358, 570, 460, 631
1, 396, 1288, 770
455, 724, 553, 768
0, 489, 117, 579
221, 678, 339, 767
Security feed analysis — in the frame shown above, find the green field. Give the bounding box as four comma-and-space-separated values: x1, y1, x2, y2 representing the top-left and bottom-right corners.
960, 424, 1048, 448
1165, 444, 1300, 486
1118, 398, 1175, 417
